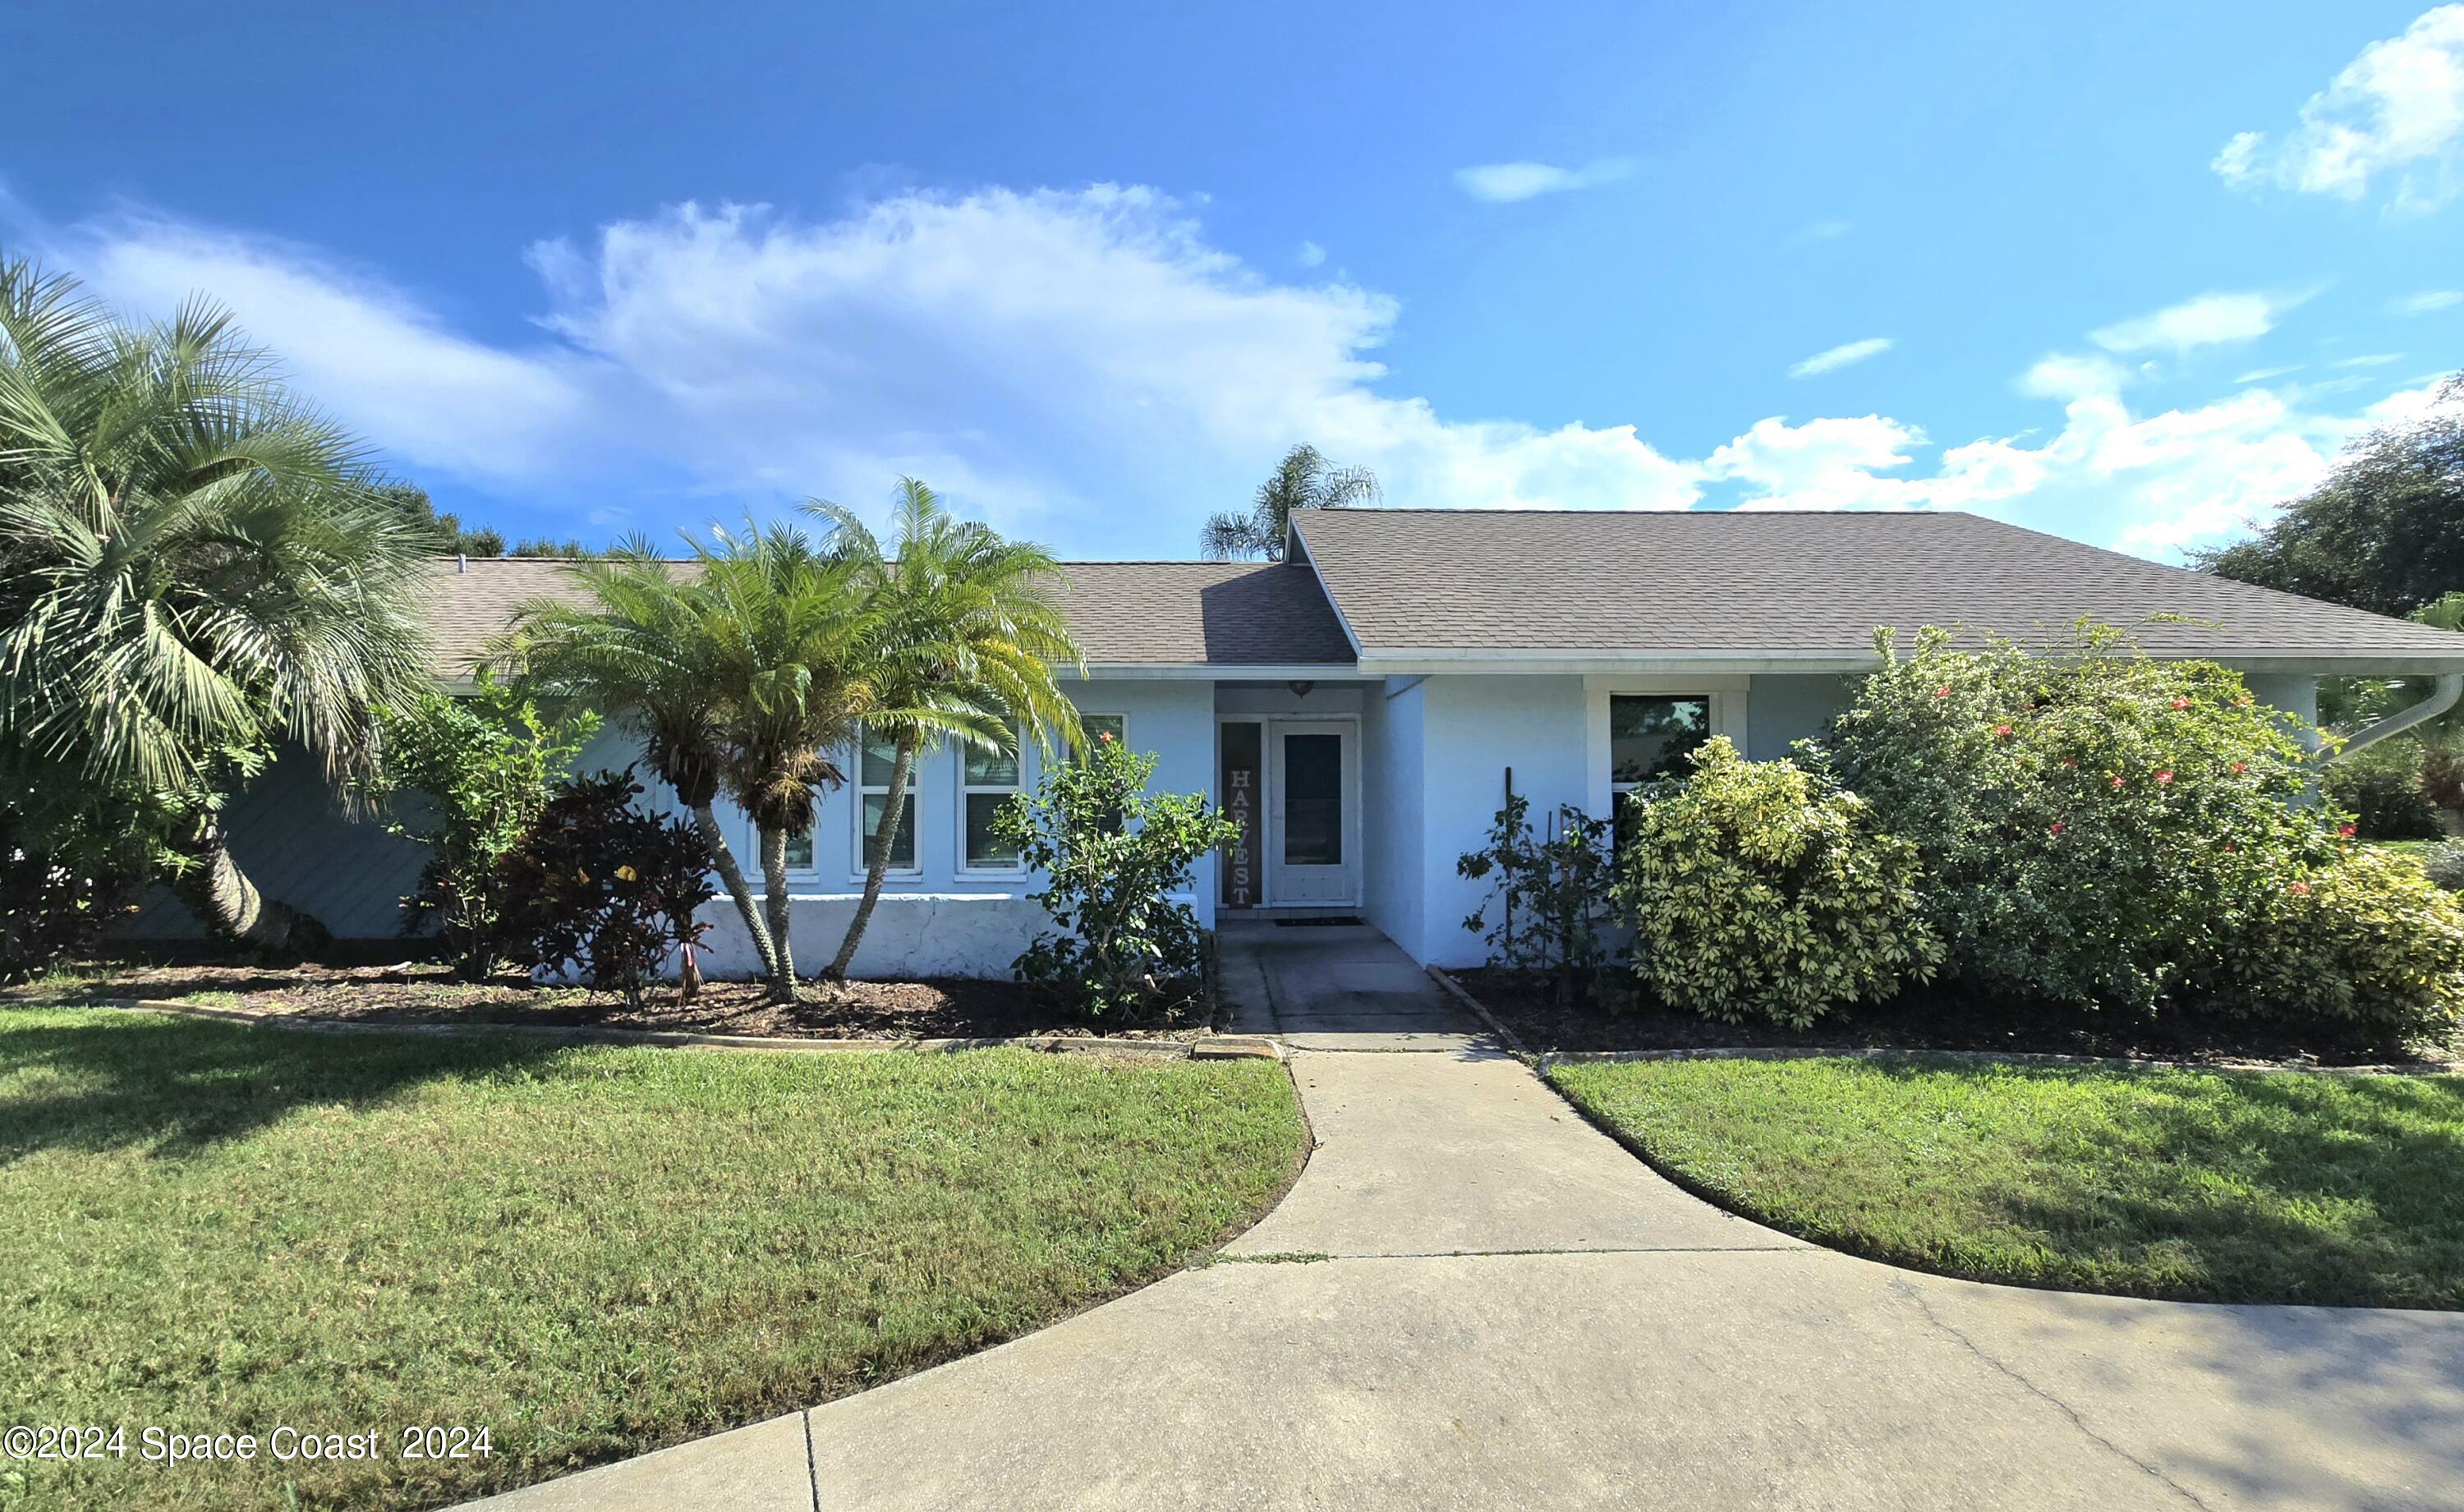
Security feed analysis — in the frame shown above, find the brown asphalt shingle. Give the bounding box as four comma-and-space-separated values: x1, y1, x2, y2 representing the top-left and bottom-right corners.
1291, 508, 2464, 665
413, 557, 1355, 677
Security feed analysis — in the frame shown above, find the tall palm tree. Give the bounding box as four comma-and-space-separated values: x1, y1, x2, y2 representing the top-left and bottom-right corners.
1199, 444, 1380, 562
0, 257, 430, 949
490, 543, 779, 989
688, 521, 872, 1001
815, 480, 1082, 982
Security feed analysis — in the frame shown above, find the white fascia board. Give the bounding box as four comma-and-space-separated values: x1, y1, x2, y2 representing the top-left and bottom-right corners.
1355, 646, 2464, 678
1283, 517, 1368, 657
1074, 663, 1374, 682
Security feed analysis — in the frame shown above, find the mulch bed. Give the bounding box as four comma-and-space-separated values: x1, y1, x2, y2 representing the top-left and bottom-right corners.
1456, 967, 2464, 1069
4, 955, 1212, 1041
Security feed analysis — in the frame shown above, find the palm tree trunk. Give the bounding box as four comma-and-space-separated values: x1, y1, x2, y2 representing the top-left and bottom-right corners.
169, 819, 328, 954
758, 821, 798, 1003
825, 737, 915, 982
691, 802, 778, 984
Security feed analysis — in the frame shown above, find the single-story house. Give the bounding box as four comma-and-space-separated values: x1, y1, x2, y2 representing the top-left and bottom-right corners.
126, 508, 2464, 975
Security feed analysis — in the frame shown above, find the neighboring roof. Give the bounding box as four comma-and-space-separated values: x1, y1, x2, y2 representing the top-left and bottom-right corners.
1291, 508, 2464, 673
413, 556, 1356, 678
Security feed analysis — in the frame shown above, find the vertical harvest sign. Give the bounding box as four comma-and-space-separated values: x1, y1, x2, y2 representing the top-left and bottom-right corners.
1221, 723, 1261, 908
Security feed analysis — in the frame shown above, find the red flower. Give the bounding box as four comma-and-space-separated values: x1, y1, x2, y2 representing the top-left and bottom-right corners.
2171, 696, 2189, 710
2154, 770, 2173, 784
2061, 757, 2077, 768
2231, 761, 2246, 774
1936, 685, 1951, 698
2289, 880, 2311, 895
2339, 823, 2356, 838
2110, 775, 2126, 788
2223, 843, 2237, 853
1993, 724, 2013, 738
2048, 821, 2065, 835
1098, 731, 1115, 742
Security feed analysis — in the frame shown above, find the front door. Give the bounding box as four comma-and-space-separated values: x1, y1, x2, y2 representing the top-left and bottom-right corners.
1268, 720, 1357, 905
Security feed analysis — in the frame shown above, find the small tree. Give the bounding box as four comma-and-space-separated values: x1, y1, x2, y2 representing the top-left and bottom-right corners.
361, 673, 598, 981
0, 769, 148, 985
991, 734, 1242, 1018
1455, 792, 1618, 1004
494, 770, 718, 1009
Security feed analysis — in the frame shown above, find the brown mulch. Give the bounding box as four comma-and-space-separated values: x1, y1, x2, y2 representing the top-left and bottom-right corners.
1456, 968, 2464, 1069
4, 956, 1213, 1041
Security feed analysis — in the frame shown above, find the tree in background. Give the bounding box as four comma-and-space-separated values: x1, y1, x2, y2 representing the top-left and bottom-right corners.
816, 479, 1082, 983
381, 480, 597, 559
2194, 374, 2462, 617
0, 257, 430, 949
1199, 444, 1380, 562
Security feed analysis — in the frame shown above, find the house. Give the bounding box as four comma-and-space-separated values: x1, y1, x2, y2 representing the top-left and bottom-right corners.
126, 508, 2464, 975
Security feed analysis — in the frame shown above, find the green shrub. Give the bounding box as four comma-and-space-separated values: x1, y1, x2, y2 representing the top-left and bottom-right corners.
494, 770, 717, 1007
1823, 624, 2338, 1013
361, 673, 599, 980
2322, 738, 2446, 840
2201, 847, 2464, 1043
2423, 840, 2464, 893
1614, 737, 1941, 1028
1455, 793, 1618, 1002
0, 785, 146, 985
992, 733, 1243, 1018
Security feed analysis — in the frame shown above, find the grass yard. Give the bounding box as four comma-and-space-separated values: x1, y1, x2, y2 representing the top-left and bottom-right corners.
0, 1009, 1305, 1511
1550, 1055, 2464, 1309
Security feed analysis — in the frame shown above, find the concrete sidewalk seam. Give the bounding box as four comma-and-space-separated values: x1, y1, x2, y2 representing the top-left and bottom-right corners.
801, 1409, 820, 1512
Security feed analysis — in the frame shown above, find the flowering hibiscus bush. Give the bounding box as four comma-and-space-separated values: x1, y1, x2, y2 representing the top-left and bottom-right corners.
1615, 737, 1941, 1028
1816, 623, 2464, 1041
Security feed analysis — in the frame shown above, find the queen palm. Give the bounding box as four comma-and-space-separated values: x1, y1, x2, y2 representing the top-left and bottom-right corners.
1198, 443, 1380, 562
816, 480, 1082, 983
492, 543, 779, 990
0, 258, 429, 948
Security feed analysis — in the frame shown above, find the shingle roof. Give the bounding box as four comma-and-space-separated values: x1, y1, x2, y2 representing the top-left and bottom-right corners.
413, 556, 1355, 677
1291, 508, 2464, 670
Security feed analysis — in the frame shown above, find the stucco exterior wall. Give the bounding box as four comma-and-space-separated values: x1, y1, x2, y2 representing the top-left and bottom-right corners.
1744, 674, 1854, 760
1359, 678, 1427, 957
1414, 675, 1592, 968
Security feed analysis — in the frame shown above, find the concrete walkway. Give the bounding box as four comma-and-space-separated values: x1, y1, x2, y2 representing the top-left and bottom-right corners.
470, 936, 2464, 1511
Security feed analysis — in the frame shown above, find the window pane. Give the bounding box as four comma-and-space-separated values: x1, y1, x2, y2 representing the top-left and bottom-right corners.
1079, 714, 1124, 753
965, 793, 1019, 867
861, 792, 916, 870
1282, 733, 1342, 865
964, 738, 1019, 788
860, 731, 901, 788
784, 825, 814, 869
1611, 696, 1710, 785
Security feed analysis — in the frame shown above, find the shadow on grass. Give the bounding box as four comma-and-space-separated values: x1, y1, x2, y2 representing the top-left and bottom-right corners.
0, 1010, 570, 1163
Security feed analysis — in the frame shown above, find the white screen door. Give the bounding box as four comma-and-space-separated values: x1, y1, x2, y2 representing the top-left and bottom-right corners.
1268, 721, 1357, 905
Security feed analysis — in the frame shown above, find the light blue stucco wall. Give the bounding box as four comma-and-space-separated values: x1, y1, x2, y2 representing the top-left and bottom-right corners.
1412, 675, 1591, 968
1360, 678, 1427, 957
1744, 674, 1855, 760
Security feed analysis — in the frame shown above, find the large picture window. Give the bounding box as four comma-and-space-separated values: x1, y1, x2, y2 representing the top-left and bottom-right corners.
856, 726, 917, 873
961, 723, 1024, 871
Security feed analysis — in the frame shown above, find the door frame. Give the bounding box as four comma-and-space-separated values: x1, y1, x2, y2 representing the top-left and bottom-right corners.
1230, 713, 1362, 909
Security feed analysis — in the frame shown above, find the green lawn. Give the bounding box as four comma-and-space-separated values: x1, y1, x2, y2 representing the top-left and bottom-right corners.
1550, 1055, 2464, 1309
0, 1009, 1304, 1511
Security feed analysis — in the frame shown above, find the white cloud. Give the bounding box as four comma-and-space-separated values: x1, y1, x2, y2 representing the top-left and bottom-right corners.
2393, 287, 2463, 313
1295, 241, 1326, 268
1708, 416, 1929, 509
2017, 352, 2132, 401
2089, 290, 2303, 355
1453, 159, 1632, 203
2213, 6, 2464, 210
1786, 337, 1892, 379
2233, 364, 2305, 384
2332, 352, 2404, 367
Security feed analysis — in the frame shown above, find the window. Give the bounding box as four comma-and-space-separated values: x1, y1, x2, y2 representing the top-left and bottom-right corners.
784, 823, 815, 870
1077, 712, 1126, 755
1280, 732, 1344, 865
961, 723, 1024, 871
856, 726, 917, 873
1610, 694, 1711, 837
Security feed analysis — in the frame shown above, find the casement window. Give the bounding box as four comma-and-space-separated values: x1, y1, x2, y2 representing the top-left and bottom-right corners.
1076, 712, 1126, 754
855, 726, 917, 874
1609, 694, 1712, 836
960, 723, 1026, 871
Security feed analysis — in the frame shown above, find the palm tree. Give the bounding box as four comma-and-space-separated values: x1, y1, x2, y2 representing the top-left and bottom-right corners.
1199, 444, 1380, 562
688, 521, 872, 1001
815, 480, 1082, 982
0, 257, 430, 949
490, 543, 777, 991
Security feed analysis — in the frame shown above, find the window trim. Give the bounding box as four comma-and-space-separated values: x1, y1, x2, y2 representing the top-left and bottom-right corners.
1584, 676, 1749, 823
1075, 710, 1129, 758
955, 721, 1030, 877
851, 724, 922, 882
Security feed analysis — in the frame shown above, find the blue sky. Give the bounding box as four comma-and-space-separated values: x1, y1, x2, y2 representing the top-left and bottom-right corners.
2, 1, 2459, 559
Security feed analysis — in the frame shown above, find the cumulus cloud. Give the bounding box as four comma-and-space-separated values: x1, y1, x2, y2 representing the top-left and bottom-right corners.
1786, 337, 1892, 379
1453, 159, 1633, 203
2213, 6, 2464, 210
24, 182, 2434, 558
2089, 291, 2304, 356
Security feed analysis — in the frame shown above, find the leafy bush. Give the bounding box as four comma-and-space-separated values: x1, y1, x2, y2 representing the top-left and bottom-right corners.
992, 733, 1242, 1018
2322, 738, 2446, 840
1823, 624, 2339, 1013
1614, 737, 1941, 1028
494, 770, 717, 1007
2425, 840, 2464, 893
361, 674, 599, 980
0, 788, 146, 985
2200, 847, 2464, 1043
1456, 793, 1618, 1002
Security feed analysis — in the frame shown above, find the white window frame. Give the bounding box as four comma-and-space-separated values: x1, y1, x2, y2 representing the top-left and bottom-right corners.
955, 721, 1029, 877
1584, 677, 1748, 821
1076, 710, 1128, 756
852, 724, 922, 881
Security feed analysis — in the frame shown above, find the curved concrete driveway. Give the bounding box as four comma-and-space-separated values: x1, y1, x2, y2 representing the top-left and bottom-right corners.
475, 940, 2464, 1510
